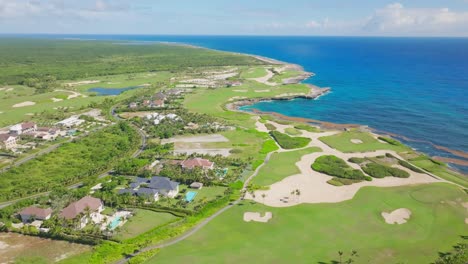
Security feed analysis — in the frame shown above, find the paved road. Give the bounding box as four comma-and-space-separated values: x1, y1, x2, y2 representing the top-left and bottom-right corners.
116, 148, 276, 264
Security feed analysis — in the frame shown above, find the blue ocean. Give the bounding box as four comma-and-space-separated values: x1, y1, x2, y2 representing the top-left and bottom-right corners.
12, 35, 468, 172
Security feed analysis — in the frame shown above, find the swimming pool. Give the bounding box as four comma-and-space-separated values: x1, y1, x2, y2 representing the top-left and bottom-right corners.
109, 216, 122, 230
185, 191, 198, 202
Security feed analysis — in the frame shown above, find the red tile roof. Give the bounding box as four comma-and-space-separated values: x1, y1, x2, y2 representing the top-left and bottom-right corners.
181, 158, 214, 169
60, 196, 102, 220
19, 206, 52, 219
21, 122, 36, 130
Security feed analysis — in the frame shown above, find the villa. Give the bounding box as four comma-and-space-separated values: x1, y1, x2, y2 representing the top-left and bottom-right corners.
152, 99, 165, 108
19, 206, 53, 223
181, 158, 214, 170
154, 91, 167, 101
9, 122, 37, 135
56, 116, 85, 128
0, 133, 18, 149
119, 176, 179, 200
59, 196, 104, 229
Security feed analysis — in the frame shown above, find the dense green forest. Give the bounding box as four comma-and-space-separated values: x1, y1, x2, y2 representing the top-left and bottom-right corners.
0, 122, 140, 202
0, 39, 264, 85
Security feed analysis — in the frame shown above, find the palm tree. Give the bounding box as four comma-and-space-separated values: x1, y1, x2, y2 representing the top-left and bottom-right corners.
261, 193, 266, 204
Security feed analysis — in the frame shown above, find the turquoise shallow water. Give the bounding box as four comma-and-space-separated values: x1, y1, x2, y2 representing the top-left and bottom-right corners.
11, 35, 468, 172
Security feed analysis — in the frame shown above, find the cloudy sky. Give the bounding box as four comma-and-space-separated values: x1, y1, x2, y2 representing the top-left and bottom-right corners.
1, 0, 467, 36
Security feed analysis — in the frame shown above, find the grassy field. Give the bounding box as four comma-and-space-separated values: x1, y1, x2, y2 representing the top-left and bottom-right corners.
183, 82, 310, 129
409, 156, 468, 188
115, 209, 179, 240
270, 70, 303, 83
253, 147, 321, 186
240, 67, 267, 79
319, 131, 410, 153
146, 183, 468, 264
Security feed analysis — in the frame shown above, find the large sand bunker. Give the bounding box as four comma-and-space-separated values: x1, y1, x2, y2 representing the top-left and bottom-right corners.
351, 139, 363, 144
13, 101, 36, 108
243, 212, 272, 223
382, 208, 412, 224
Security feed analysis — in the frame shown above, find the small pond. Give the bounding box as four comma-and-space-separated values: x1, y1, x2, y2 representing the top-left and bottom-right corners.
88, 85, 143, 96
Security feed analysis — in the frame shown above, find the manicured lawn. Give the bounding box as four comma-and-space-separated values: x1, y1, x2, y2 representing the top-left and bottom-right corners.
409, 156, 468, 188
253, 147, 321, 186
114, 209, 179, 240
146, 183, 467, 264
319, 131, 410, 153
240, 67, 267, 79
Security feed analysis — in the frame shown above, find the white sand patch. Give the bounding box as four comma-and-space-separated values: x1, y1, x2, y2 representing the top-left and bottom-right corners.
107, 82, 120, 85
465, 218, 468, 224
228, 96, 247, 101
65, 80, 100, 87
382, 208, 412, 224
51, 97, 63, 102
25, 113, 34, 116
351, 139, 363, 144
175, 148, 231, 157
0, 112, 3, 114
246, 129, 440, 207
0, 88, 4, 91
249, 69, 277, 86
141, 83, 151, 87
233, 90, 248, 93
6, 88, 13, 92
254, 117, 269, 133
55, 89, 87, 99
162, 134, 229, 144
13, 101, 35, 108
255, 89, 270, 93
243, 212, 272, 223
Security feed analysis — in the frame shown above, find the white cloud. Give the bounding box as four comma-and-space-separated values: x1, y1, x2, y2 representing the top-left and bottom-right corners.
363, 2, 468, 35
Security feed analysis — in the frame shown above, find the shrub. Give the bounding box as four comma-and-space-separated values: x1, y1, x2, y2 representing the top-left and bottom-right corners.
378, 136, 403, 146
327, 178, 344, 186
362, 163, 410, 178
398, 160, 424, 173
348, 157, 367, 164
229, 149, 243, 154
312, 155, 366, 180
264, 123, 276, 131
270, 131, 311, 149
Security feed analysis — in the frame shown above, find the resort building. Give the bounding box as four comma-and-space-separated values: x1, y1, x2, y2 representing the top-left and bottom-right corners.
154, 91, 167, 101
119, 176, 179, 199
59, 196, 104, 229
9, 122, 37, 135
0, 134, 17, 149
181, 158, 214, 170
56, 116, 85, 128
19, 206, 53, 223
152, 99, 165, 108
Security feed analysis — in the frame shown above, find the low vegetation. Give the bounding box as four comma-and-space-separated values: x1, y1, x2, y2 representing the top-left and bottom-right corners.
269, 131, 311, 149
0, 122, 139, 202
284, 127, 302, 136
264, 123, 276, 131
319, 131, 409, 153
312, 155, 369, 184
361, 163, 410, 178
294, 124, 320, 133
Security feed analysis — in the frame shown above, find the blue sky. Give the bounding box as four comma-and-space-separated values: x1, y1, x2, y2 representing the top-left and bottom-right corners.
0, 0, 467, 36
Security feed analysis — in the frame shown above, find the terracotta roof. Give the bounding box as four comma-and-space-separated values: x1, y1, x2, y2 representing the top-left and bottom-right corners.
0, 134, 15, 141
153, 99, 164, 106
60, 196, 102, 220
181, 158, 213, 169
21, 122, 36, 130
19, 206, 52, 218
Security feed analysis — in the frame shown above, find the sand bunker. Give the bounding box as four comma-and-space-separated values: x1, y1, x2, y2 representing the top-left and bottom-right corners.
382, 208, 412, 224
243, 212, 272, 223
255, 89, 270, 93
233, 90, 248, 93
65, 80, 100, 87
13, 101, 36, 108
351, 139, 363, 144
51, 98, 63, 102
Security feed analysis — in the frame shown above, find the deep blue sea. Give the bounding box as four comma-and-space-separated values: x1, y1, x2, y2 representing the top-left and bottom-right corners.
8, 35, 468, 172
